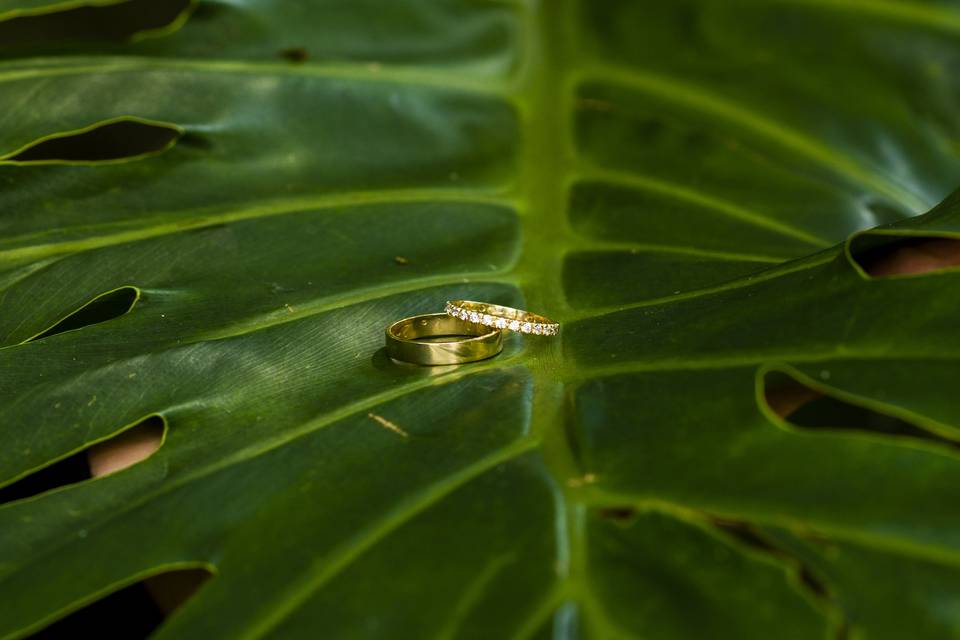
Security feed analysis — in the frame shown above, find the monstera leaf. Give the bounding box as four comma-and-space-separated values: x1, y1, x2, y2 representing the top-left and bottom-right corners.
2, 1, 960, 638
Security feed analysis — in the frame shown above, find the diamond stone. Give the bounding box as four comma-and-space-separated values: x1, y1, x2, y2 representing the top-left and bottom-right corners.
494, 318, 507, 329
482, 314, 493, 325
458, 309, 469, 320
521, 322, 532, 333
469, 312, 480, 323
533, 324, 544, 335
508, 320, 520, 331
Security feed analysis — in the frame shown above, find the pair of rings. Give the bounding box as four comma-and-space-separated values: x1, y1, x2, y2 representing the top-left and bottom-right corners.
385, 300, 559, 366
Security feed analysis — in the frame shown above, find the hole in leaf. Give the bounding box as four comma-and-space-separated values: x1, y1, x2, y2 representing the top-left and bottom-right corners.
6, 120, 181, 164
708, 516, 832, 602
145, 567, 211, 615
763, 375, 822, 419
0, 0, 192, 49
0, 448, 91, 506
709, 517, 783, 556
709, 516, 852, 639
849, 234, 960, 278
764, 371, 959, 450
26, 566, 211, 639
279, 46, 309, 63
798, 566, 828, 599
28, 286, 138, 342
597, 507, 637, 526
87, 416, 165, 477
0, 416, 164, 505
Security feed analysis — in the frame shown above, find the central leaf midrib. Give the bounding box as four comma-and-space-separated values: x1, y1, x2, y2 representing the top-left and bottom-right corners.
513, 0, 595, 636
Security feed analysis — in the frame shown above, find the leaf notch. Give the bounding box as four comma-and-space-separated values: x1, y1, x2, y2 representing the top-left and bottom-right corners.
0, 0, 194, 48
0, 415, 165, 506
708, 517, 829, 597
22, 564, 212, 639
1, 119, 182, 165
705, 516, 849, 639
846, 231, 960, 279
761, 368, 960, 453
25, 286, 139, 343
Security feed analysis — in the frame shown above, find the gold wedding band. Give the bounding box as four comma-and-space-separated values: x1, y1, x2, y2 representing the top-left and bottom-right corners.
385, 313, 503, 365
445, 300, 559, 336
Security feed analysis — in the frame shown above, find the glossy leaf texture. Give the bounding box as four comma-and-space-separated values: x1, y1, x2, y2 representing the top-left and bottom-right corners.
1, 1, 960, 638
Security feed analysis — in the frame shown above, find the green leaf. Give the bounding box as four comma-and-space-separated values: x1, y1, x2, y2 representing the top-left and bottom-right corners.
2, 1, 960, 638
